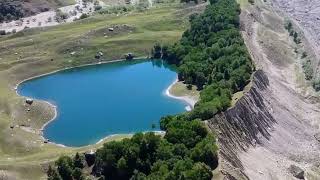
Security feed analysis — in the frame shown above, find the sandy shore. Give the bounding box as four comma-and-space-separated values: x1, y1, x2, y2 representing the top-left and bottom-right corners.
165, 78, 198, 111
95, 130, 165, 145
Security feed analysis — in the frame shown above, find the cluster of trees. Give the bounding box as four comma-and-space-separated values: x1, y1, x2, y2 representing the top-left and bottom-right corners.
48, 118, 218, 180
286, 21, 320, 91
47, 153, 87, 180
0, 0, 25, 23
285, 21, 301, 44
154, 0, 253, 119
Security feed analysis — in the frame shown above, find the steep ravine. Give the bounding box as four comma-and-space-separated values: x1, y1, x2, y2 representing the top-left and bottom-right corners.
208, 0, 320, 179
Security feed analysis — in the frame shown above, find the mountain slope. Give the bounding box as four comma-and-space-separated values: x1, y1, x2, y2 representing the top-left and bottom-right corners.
211, 0, 320, 179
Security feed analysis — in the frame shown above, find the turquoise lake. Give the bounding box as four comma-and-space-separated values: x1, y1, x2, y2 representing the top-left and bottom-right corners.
18, 60, 188, 147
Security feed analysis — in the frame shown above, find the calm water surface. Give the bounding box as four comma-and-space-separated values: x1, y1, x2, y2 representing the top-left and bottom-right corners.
18, 60, 187, 146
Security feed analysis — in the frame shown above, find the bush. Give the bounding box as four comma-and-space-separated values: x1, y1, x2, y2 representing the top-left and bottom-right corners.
55, 9, 69, 22
94, 5, 102, 11
285, 21, 293, 31
80, 13, 89, 19
313, 77, 320, 91
0, 30, 5, 35
285, 21, 301, 44
302, 59, 313, 80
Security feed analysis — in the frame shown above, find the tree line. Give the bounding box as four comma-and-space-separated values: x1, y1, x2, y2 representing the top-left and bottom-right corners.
48, 118, 217, 180
154, 0, 253, 120
48, 0, 253, 179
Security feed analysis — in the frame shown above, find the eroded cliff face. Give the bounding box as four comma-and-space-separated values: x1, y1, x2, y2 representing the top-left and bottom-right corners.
208, 0, 320, 179
208, 70, 274, 180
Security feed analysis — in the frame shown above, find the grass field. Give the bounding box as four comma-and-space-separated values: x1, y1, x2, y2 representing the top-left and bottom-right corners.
0, 2, 206, 179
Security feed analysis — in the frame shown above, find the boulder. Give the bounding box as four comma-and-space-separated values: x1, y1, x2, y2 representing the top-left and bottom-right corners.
125, 53, 134, 60
95, 51, 104, 59
108, 27, 114, 31
26, 98, 33, 105
288, 165, 304, 179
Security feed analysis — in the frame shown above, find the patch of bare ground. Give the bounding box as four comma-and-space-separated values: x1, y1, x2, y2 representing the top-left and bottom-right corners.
213, 0, 320, 179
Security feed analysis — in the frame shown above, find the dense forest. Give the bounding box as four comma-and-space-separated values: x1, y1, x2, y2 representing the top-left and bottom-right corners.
156, 0, 253, 120
48, 0, 253, 179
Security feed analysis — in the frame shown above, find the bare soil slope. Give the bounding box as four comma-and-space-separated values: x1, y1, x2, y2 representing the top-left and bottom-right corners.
240, 0, 320, 179
210, 0, 320, 179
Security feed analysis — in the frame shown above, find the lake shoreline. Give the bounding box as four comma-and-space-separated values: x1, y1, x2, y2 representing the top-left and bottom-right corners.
15, 58, 139, 148
15, 58, 193, 148
165, 78, 197, 111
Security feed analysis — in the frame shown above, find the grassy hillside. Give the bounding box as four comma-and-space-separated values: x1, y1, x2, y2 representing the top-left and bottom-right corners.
0, 3, 206, 179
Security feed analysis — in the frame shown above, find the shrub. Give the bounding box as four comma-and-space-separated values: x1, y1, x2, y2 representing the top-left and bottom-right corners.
301, 52, 307, 58
313, 77, 320, 91
80, 13, 89, 19
0, 30, 5, 35
94, 5, 102, 11
302, 59, 313, 80
285, 21, 293, 31
55, 9, 69, 22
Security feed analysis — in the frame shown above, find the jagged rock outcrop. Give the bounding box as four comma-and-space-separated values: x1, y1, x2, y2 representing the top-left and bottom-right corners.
208, 70, 274, 179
